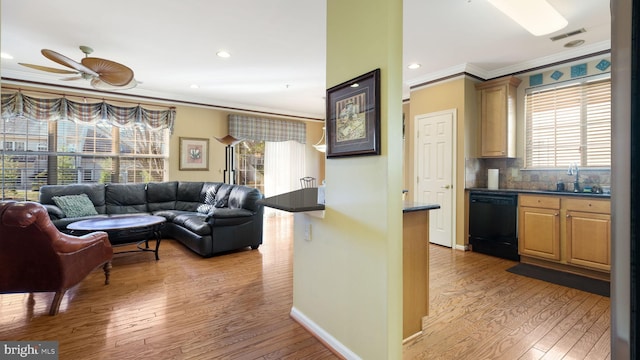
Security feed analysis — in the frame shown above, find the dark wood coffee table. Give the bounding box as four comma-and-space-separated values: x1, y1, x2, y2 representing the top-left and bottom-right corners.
67, 215, 166, 260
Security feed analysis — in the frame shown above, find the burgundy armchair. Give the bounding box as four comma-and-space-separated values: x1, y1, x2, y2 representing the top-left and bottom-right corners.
0, 201, 113, 315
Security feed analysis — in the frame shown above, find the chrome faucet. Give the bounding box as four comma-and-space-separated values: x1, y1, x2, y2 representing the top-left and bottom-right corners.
567, 162, 580, 192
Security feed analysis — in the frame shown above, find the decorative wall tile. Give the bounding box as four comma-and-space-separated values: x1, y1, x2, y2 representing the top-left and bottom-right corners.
524, 57, 610, 89
596, 59, 611, 71
571, 63, 588, 78
529, 74, 543, 87
550, 70, 563, 81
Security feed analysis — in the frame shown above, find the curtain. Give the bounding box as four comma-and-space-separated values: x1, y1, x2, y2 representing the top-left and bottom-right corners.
229, 114, 306, 143
264, 140, 306, 215
1, 92, 175, 133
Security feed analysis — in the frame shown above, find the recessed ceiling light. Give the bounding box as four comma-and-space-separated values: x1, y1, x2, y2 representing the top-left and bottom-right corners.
190, 84, 199, 89
1, 52, 13, 59
564, 39, 585, 48
408, 63, 421, 70
216, 51, 231, 58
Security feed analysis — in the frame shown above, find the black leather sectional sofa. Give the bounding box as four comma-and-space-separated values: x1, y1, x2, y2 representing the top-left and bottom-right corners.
38, 181, 264, 257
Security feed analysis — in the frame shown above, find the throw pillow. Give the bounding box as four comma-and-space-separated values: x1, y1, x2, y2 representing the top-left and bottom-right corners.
197, 204, 215, 214
197, 186, 218, 214
52, 194, 98, 218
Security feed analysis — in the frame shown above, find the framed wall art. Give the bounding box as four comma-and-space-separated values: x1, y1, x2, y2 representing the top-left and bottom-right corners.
179, 137, 209, 171
325, 68, 381, 158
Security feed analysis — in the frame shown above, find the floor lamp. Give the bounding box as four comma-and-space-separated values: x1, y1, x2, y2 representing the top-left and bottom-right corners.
215, 135, 243, 184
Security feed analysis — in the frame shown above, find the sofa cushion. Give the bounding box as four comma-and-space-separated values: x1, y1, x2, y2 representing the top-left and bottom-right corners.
175, 182, 204, 211
214, 184, 234, 208
147, 181, 178, 211
52, 194, 98, 218
228, 185, 262, 211
206, 208, 255, 226
105, 183, 148, 214
39, 183, 107, 214
172, 213, 211, 235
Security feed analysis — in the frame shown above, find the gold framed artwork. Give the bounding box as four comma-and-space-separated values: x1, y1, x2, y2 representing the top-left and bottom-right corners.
326, 68, 381, 158
179, 137, 209, 171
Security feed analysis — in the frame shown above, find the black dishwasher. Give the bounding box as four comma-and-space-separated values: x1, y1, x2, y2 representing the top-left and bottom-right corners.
469, 191, 519, 261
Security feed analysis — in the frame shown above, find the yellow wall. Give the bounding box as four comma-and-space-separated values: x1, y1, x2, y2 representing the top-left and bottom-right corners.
291, 0, 403, 358
407, 76, 479, 247
170, 105, 325, 183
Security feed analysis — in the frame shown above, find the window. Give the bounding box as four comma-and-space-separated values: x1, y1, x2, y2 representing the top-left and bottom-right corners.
525, 76, 611, 168
1, 116, 169, 200
236, 141, 265, 193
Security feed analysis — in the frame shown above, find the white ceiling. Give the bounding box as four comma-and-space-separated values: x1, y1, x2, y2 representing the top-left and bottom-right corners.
0, 0, 610, 120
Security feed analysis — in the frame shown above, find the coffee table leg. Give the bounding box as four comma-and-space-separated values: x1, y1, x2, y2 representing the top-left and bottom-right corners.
153, 225, 161, 261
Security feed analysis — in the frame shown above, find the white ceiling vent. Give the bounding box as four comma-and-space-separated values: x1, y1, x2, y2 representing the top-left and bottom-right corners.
550, 28, 586, 41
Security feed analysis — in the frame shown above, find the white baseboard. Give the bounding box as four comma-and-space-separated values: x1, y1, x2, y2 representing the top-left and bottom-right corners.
455, 244, 469, 251
289, 306, 361, 360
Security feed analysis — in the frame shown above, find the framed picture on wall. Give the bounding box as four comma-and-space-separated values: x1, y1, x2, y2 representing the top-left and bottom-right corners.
179, 137, 209, 170
326, 68, 381, 158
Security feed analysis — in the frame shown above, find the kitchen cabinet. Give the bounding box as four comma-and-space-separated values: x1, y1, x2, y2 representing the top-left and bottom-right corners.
519, 195, 561, 261
475, 76, 522, 158
565, 198, 611, 272
518, 194, 611, 277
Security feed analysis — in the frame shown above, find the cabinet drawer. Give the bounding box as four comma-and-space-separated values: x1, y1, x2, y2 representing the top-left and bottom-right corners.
564, 198, 610, 214
519, 195, 560, 209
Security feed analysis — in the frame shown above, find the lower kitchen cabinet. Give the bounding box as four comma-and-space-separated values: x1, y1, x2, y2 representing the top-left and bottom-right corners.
565, 198, 611, 272
519, 201, 561, 260
518, 194, 611, 276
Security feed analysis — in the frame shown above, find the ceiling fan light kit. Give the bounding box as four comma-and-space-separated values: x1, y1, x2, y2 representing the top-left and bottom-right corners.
19, 46, 137, 90
487, 0, 568, 36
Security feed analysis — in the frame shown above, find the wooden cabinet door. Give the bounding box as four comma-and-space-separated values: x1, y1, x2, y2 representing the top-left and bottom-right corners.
519, 206, 561, 260
566, 210, 611, 271
480, 85, 508, 157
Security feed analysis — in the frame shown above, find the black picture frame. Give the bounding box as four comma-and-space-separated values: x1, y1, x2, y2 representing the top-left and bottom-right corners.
326, 68, 381, 158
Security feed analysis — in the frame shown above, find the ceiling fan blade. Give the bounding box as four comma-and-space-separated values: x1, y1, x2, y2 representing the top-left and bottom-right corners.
60, 76, 84, 81
41, 49, 99, 77
82, 57, 134, 87
18, 63, 78, 74
90, 77, 137, 90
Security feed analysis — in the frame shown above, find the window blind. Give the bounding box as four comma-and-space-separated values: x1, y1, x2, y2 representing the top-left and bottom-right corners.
525, 77, 611, 168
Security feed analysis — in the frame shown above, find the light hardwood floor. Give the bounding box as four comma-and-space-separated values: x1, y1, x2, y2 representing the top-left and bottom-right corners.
0, 215, 610, 359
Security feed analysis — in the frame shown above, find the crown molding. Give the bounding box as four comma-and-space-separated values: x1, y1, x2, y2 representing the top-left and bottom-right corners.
405, 40, 611, 89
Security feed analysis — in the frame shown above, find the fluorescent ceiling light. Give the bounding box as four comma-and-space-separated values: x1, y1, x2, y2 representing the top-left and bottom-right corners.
216, 50, 231, 58
487, 0, 568, 36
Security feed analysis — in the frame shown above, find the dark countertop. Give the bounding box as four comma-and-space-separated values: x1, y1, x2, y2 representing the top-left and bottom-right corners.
258, 188, 441, 213
466, 187, 611, 199
258, 188, 325, 212
403, 202, 440, 213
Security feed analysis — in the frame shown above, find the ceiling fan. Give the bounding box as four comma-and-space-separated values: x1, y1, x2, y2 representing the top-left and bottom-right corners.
19, 45, 137, 90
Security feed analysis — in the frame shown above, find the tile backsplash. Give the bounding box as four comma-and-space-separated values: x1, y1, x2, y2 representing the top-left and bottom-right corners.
465, 158, 611, 192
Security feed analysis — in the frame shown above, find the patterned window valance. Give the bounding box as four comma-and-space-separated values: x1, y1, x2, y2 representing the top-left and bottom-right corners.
1, 92, 175, 133
228, 114, 306, 144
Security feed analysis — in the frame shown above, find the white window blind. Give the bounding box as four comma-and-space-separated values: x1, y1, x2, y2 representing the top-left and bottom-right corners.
525, 77, 611, 168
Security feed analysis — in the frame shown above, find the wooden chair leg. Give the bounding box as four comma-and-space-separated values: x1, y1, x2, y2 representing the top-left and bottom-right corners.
49, 290, 66, 316
103, 261, 112, 285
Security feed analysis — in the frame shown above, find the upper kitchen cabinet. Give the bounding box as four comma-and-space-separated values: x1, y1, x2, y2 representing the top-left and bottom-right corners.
475, 76, 522, 158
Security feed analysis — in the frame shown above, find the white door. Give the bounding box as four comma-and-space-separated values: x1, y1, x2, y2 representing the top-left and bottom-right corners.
414, 109, 455, 247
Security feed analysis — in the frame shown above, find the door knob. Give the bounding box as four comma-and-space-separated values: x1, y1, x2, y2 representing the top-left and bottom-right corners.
441, 185, 451, 189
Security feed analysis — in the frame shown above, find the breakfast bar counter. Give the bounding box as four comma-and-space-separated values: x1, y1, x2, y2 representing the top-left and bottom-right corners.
259, 189, 440, 341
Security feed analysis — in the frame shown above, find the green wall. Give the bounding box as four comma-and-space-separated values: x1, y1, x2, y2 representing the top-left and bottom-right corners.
291, 0, 404, 359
